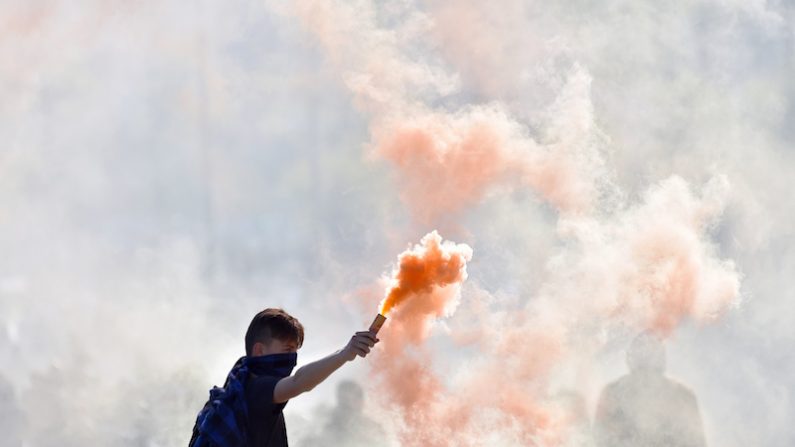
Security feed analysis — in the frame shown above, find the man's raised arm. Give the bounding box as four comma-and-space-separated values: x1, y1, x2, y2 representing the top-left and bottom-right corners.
273, 331, 378, 403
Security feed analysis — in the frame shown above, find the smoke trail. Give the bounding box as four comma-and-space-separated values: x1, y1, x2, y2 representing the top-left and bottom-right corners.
387, 175, 741, 446
369, 230, 472, 446
286, 1, 743, 445
374, 99, 602, 223
372, 231, 475, 447
287, 0, 607, 225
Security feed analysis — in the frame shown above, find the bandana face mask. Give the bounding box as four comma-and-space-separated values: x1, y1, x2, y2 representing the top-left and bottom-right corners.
244, 352, 297, 378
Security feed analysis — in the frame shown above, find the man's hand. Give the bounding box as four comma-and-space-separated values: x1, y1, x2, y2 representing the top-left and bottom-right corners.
340, 331, 379, 362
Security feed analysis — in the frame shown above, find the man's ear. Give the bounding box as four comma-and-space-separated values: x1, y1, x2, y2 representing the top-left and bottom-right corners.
251, 342, 265, 357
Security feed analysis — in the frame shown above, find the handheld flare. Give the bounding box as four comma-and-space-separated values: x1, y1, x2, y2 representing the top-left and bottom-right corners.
369, 314, 387, 334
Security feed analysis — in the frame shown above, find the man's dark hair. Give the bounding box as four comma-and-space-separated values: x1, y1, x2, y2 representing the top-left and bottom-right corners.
245, 308, 304, 356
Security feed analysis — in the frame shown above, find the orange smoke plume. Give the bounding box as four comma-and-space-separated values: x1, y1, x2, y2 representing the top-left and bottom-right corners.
370, 231, 475, 446
374, 104, 600, 224
378, 231, 473, 316
288, 0, 605, 225
287, 2, 741, 444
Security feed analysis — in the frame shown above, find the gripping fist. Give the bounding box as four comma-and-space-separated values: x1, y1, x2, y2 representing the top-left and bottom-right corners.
341, 331, 379, 361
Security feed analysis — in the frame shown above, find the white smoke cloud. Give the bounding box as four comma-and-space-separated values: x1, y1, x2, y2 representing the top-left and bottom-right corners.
1, 0, 793, 446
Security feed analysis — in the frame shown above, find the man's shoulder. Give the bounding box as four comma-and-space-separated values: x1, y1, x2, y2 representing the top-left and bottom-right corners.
663, 377, 698, 402
602, 374, 632, 394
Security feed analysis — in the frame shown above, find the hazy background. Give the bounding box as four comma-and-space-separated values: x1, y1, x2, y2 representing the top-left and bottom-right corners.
0, 0, 793, 445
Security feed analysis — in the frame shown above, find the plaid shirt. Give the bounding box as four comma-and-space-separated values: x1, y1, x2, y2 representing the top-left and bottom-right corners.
189, 354, 297, 447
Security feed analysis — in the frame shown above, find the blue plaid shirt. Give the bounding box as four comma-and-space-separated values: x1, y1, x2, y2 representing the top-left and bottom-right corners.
189, 353, 297, 447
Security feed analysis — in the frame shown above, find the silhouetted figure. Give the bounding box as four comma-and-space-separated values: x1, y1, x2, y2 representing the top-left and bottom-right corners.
594, 333, 706, 447
300, 380, 386, 447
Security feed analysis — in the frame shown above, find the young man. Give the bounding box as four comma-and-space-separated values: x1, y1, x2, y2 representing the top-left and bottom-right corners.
190, 308, 379, 447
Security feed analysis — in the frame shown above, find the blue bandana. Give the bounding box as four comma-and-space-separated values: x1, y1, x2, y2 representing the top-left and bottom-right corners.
246, 353, 297, 379
189, 353, 297, 447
